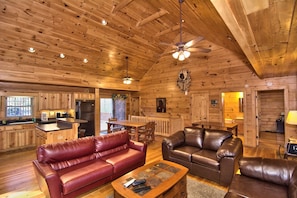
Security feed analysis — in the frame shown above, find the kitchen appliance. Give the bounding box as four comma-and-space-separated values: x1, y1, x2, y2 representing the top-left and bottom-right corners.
75, 100, 95, 136
41, 112, 48, 121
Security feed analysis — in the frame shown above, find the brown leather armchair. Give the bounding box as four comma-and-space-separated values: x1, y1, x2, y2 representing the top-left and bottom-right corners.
225, 157, 297, 198
162, 127, 243, 186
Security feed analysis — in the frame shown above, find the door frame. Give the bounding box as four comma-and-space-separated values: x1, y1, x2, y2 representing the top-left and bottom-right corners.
255, 87, 288, 146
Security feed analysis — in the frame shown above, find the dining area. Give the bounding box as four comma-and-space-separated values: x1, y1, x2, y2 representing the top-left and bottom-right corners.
106, 119, 155, 143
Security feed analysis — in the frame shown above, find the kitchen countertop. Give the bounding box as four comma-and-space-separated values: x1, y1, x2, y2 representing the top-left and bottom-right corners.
56, 118, 88, 123
36, 123, 72, 132
36, 118, 88, 132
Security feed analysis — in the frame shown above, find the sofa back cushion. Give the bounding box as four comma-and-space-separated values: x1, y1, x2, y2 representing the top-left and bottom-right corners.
94, 130, 129, 158
184, 127, 204, 148
240, 157, 297, 187
203, 129, 232, 151
37, 137, 95, 170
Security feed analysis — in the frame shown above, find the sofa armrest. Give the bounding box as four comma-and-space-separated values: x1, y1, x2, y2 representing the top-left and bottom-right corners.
162, 130, 185, 149
162, 130, 185, 160
239, 157, 297, 186
216, 138, 243, 161
129, 140, 147, 153
32, 160, 61, 198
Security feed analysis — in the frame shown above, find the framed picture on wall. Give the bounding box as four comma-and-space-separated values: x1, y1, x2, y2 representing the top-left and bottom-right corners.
156, 98, 166, 113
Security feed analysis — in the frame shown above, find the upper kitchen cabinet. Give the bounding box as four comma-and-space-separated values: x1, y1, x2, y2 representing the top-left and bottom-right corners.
39, 92, 72, 110
73, 93, 95, 101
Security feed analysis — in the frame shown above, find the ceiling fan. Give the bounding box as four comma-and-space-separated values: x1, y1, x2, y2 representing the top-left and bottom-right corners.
123, 56, 133, 84
161, 0, 211, 61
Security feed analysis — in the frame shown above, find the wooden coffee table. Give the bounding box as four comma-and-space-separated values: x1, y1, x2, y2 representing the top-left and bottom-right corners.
111, 160, 188, 198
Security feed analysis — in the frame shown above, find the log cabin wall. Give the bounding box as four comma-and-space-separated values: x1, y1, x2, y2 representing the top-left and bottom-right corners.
138, 41, 297, 147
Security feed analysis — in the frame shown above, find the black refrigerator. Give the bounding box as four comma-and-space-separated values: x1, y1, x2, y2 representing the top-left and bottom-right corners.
75, 100, 95, 136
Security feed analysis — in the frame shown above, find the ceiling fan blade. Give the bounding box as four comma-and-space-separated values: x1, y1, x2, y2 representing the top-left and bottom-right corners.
184, 36, 204, 48
187, 47, 211, 53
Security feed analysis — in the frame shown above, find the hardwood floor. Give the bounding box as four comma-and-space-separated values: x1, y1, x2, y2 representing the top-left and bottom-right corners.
0, 133, 288, 198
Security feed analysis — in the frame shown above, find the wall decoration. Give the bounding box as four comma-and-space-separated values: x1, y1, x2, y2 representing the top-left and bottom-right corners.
112, 94, 127, 100
211, 99, 218, 107
156, 98, 166, 113
177, 69, 191, 95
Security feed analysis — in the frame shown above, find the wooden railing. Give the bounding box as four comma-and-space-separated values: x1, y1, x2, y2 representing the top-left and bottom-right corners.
128, 115, 184, 137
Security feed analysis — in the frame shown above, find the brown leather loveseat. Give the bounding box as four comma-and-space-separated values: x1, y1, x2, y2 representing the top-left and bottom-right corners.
225, 157, 297, 198
32, 130, 147, 198
162, 127, 243, 186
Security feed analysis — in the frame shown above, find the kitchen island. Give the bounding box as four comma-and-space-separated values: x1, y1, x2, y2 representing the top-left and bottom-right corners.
36, 118, 88, 146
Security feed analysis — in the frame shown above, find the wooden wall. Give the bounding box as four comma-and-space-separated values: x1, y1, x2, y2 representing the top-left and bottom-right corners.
138, 40, 297, 147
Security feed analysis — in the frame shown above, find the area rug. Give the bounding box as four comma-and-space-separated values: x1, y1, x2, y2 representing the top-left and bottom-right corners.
187, 176, 227, 198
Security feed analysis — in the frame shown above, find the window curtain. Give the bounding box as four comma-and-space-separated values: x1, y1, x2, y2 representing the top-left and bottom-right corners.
112, 94, 127, 120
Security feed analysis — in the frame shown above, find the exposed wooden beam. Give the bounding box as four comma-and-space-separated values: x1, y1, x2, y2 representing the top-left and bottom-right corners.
155, 24, 180, 37
111, 0, 134, 13
136, 8, 169, 27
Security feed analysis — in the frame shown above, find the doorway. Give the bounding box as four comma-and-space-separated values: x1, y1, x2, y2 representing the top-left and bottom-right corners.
222, 92, 244, 135
100, 98, 113, 132
257, 90, 285, 147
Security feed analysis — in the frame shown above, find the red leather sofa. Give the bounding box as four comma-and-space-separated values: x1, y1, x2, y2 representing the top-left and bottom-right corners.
162, 127, 243, 186
225, 157, 297, 198
32, 131, 147, 198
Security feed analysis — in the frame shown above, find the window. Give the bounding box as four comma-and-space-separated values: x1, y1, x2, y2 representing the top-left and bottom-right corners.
100, 98, 113, 131
6, 96, 33, 117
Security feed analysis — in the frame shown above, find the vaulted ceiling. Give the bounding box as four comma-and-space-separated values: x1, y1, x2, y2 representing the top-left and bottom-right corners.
0, 0, 296, 84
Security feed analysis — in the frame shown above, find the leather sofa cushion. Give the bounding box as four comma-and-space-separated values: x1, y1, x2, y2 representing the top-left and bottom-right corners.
203, 129, 232, 151
101, 148, 145, 174
184, 127, 204, 148
170, 146, 200, 162
94, 131, 129, 157
228, 174, 288, 198
37, 137, 95, 164
58, 159, 113, 195
240, 157, 297, 186
192, 150, 219, 170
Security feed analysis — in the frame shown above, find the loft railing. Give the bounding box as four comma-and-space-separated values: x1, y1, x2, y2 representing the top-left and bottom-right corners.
128, 115, 184, 137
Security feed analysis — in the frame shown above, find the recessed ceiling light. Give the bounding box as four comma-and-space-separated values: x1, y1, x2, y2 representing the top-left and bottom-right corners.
83, 58, 88, 63
101, 19, 107, 25
28, 47, 35, 53
60, 53, 65, 58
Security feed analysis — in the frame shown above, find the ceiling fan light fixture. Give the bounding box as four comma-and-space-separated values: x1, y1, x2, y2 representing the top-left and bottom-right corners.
123, 56, 132, 84
172, 49, 190, 61
178, 52, 185, 61
123, 77, 132, 84
184, 50, 190, 58
172, 51, 179, 59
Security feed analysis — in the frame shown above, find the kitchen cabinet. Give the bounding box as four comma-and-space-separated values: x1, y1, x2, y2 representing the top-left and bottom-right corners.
35, 128, 47, 146
39, 92, 72, 110
73, 92, 95, 100
0, 124, 36, 152
35, 124, 78, 146
0, 127, 6, 151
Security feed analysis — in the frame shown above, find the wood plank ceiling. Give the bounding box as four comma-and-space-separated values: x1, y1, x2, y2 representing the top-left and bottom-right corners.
0, 0, 296, 85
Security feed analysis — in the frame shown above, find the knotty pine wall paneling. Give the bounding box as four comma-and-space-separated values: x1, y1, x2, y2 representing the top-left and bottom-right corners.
139, 42, 297, 147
